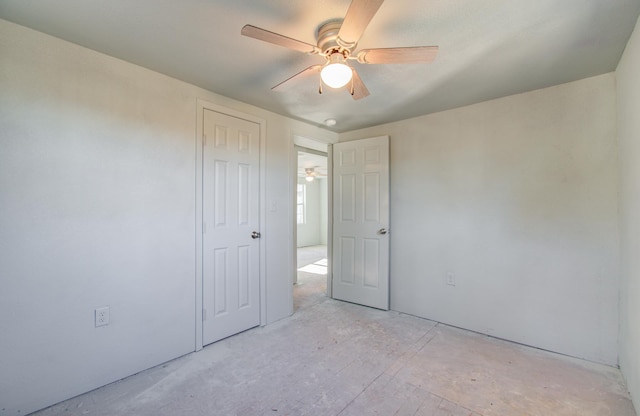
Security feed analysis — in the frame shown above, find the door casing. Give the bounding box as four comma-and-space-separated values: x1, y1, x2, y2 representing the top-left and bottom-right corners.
293, 145, 330, 288
290, 136, 334, 306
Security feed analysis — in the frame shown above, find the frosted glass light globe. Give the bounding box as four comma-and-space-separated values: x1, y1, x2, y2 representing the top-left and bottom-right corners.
321, 54, 353, 89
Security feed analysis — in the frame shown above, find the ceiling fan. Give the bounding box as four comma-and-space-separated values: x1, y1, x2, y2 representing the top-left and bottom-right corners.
241, 0, 439, 100
303, 167, 326, 182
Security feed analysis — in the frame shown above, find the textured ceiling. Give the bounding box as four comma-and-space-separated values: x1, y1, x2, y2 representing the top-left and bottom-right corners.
1, 0, 638, 132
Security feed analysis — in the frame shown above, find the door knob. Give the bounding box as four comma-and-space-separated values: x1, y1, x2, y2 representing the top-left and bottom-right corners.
251, 231, 261, 239
378, 228, 388, 235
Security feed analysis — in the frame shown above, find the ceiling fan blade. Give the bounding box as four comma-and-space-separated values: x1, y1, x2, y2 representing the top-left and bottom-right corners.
272, 65, 323, 91
242, 25, 319, 54
350, 69, 370, 100
337, 0, 384, 47
356, 46, 439, 64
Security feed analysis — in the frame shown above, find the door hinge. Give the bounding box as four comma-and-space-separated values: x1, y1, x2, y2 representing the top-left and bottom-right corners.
202, 309, 206, 321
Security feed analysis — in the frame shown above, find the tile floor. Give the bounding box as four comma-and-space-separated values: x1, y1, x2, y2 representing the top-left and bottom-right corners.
32, 248, 636, 415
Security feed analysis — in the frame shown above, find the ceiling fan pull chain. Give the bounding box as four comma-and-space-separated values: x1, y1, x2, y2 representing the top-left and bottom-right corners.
350, 74, 355, 96
318, 78, 323, 95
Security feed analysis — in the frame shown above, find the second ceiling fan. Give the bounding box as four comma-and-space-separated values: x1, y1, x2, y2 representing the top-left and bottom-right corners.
241, 0, 439, 100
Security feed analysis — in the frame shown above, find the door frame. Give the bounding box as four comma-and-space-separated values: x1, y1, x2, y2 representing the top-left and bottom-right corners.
195, 99, 266, 351
291, 136, 334, 305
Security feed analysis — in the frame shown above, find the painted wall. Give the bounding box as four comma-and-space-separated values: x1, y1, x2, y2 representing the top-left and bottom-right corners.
617, 15, 640, 409
296, 177, 326, 248
340, 74, 620, 365
0, 19, 337, 415
320, 177, 328, 245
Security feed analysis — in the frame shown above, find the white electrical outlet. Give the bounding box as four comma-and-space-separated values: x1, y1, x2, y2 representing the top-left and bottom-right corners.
95, 306, 110, 327
446, 272, 456, 286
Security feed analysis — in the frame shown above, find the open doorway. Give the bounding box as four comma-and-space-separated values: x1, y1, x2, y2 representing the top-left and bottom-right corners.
294, 147, 328, 312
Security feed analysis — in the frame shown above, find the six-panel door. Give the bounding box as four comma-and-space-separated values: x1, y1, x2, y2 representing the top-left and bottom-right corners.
332, 136, 390, 310
202, 109, 260, 345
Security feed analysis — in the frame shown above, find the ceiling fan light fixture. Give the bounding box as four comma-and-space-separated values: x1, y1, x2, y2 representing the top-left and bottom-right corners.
305, 168, 316, 182
320, 53, 352, 89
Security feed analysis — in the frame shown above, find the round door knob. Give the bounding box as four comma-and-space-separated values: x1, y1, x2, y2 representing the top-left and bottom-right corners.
378, 228, 388, 235
251, 231, 261, 239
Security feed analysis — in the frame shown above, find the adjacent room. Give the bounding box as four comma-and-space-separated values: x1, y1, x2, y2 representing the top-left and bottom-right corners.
295, 148, 329, 312
2, 0, 640, 414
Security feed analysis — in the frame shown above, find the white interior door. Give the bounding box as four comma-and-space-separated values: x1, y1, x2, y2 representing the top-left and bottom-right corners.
332, 136, 390, 310
202, 109, 260, 345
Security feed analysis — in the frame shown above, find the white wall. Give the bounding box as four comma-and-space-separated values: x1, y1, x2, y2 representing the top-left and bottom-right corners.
340, 74, 620, 365
617, 15, 640, 409
296, 177, 324, 247
0, 19, 337, 415
320, 177, 328, 245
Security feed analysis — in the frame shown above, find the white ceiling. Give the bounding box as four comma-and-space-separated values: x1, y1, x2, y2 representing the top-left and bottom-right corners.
1, 0, 638, 133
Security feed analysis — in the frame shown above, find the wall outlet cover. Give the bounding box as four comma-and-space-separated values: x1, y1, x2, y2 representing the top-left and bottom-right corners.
95, 306, 110, 327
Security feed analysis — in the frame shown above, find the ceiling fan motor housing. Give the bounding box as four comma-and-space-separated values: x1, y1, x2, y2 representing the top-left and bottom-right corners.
317, 20, 354, 57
